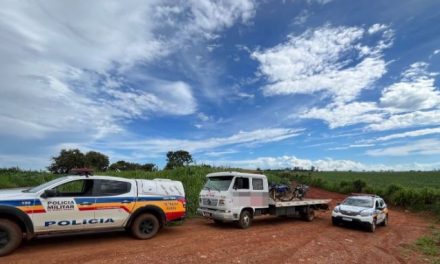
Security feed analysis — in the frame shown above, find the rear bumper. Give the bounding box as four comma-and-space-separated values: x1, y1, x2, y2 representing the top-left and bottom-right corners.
197, 207, 237, 221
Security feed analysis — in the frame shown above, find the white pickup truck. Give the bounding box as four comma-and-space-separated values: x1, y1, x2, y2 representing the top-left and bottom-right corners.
197, 171, 330, 228
0, 175, 186, 256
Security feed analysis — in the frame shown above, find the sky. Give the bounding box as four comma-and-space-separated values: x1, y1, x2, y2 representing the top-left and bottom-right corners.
1, 0, 440, 171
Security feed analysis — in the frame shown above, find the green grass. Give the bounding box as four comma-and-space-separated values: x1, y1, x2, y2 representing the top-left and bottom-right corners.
296, 171, 440, 189
412, 227, 440, 263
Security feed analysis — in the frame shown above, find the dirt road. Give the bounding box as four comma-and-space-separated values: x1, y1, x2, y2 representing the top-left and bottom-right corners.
4, 187, 432, 264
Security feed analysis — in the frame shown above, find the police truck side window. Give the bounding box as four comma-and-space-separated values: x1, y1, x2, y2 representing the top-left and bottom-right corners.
94, 180, 130, 196
252, 178, 263, 190
54, 180, 94, 197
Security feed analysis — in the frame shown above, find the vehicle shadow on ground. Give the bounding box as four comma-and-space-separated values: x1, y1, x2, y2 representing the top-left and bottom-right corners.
14, 227, 182, 255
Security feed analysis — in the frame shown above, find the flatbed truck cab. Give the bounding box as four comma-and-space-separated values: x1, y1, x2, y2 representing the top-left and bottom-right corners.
197, 171, 330, 228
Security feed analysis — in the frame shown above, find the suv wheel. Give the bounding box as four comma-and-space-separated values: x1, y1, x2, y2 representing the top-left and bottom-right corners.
0, 219, 22, 256
131, 213, 160, 239
368, 220, 376, 233
237, 210, 252, 229
381, 214, 388, 226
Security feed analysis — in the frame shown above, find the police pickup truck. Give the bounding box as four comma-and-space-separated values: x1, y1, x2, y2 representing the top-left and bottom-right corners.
0, 175, 186, 256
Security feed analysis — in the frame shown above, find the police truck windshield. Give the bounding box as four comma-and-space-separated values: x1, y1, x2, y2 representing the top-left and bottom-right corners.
203, 176, 234, 191
23, 177, 67, 193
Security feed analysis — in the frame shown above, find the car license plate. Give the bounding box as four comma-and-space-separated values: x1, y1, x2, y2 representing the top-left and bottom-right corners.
203, 212, 212, 217
342, 217, 352, 222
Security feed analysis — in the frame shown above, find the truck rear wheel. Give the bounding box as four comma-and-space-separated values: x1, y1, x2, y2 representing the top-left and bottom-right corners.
131, 213, 160, 239
0, 219, 22, 256
238, 210, 252, 229
302, 208, 315, 222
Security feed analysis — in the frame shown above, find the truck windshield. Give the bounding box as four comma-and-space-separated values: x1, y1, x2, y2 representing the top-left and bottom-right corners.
342, 198, 373, 208
203, 176, 234, 191
23, 177, 67, 193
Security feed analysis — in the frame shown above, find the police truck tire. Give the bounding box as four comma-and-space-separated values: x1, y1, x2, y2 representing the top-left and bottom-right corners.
238, 210, 252, 229
0, 219, 22, 256
131, 213, 160, 239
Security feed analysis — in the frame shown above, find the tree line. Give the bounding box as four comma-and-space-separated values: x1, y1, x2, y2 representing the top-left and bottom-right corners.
48, 149, 193, 174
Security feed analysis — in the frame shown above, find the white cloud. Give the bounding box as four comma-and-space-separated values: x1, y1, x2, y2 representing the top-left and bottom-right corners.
200, 155, 440, 171
252, 25, 391, 103
375, 127, 440, 141
301, 102, 383, 128
367, 109, 440, 131
366, 139, 440, 156
96, 128, 303, 154
379, 62, 440, 113
368, 23, 388, 34
293, 10, 311, 25
301, 61, 440, 131
0, 0, 256, 140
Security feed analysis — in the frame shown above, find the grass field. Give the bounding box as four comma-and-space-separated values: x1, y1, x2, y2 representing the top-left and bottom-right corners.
0, 167, 439, 217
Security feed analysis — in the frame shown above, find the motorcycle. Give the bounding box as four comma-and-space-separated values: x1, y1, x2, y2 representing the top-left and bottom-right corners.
269, 183, 309, 201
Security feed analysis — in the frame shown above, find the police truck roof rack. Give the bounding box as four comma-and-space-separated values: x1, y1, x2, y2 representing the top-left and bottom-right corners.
70, 168, 94, 177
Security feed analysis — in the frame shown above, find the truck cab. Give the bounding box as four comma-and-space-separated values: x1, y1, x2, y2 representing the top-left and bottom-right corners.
197, 172, 268, 226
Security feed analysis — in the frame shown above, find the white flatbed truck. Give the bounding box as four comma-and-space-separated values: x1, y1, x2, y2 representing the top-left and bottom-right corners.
197, 171, 330, 228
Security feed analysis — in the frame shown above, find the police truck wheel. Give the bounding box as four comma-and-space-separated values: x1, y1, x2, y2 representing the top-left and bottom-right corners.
0, 219, 22, 256
238, 210, 252, 229
131, 213, 160, 239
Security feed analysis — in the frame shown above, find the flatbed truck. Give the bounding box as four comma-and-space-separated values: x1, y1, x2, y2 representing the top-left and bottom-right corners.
197, 171, 330, 228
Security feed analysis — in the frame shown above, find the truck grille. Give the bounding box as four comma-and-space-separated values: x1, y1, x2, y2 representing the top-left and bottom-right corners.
340, 210, 358, 216
202, 198, 218, 206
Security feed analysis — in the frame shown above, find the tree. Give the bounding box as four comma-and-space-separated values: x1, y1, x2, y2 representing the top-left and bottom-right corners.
48, 149, 85, 174
84, 151, 109, 171
141, 163, 158, 171
109, 160, 157, 171
165, 150, 193, 170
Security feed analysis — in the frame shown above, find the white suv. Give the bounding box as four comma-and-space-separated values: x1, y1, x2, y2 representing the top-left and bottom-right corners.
332, 194, 388, 232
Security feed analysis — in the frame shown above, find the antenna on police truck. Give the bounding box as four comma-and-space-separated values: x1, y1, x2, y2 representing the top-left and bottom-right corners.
69, 168, 94, 177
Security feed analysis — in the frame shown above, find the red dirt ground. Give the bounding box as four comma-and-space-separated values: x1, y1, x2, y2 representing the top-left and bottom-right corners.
3, 187, 433, 264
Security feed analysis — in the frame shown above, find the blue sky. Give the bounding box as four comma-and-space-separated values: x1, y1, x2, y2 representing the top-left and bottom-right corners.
1, 0, 440, 171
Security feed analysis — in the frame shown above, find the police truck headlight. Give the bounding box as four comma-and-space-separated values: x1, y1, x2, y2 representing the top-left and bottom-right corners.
333, 206, 340, 213
218, 199, 225, 206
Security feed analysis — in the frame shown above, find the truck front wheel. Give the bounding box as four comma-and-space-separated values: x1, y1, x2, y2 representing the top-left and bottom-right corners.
131, 213, 160, 239
0, 219, 22, 256
238, 210, 252, 229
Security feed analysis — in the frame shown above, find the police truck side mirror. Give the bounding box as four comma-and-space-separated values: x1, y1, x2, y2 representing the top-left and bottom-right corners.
41, 189, 57, 198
